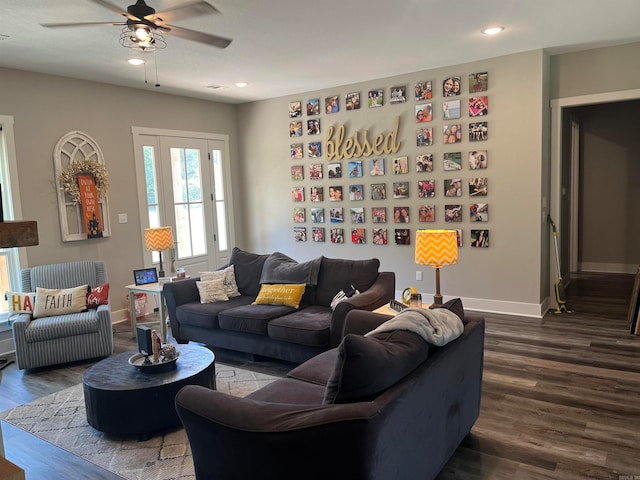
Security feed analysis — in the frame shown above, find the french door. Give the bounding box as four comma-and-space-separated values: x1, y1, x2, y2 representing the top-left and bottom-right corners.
133, 128, 233, 277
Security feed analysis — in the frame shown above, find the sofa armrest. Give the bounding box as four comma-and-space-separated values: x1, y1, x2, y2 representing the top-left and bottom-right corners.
329, 271, 395, 347
163, 278, 201, 341
342, 310, 393, 337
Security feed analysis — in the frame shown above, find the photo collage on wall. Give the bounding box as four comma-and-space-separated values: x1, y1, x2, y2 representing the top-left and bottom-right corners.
288, 70, 490, 247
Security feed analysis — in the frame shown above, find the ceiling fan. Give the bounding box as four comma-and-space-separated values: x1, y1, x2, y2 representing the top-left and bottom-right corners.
41, 0, 232, 50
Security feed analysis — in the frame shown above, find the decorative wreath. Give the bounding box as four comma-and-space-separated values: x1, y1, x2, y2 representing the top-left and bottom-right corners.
58, 158, 110, 205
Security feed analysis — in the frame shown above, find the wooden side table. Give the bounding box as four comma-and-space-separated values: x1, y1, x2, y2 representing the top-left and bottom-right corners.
125, 282, 168, 343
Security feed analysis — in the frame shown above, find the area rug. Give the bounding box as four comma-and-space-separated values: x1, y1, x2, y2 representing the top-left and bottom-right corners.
0, 363, 279, 479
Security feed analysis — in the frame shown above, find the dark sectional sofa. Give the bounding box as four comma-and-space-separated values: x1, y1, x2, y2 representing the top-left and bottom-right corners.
176, 303, 485, 480
163, 247, 395, 364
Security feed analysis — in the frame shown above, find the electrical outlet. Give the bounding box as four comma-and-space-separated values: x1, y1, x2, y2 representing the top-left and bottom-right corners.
118, 213, 127, 224
416, 271, 423, 281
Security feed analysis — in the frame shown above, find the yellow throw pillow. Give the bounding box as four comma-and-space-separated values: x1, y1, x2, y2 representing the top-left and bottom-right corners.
253, 284, 306, 308
33, 285, 89, 319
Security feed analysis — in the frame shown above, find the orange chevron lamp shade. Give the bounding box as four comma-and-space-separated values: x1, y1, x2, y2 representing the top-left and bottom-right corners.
144, 226, 174, 252
415, 229, 458, 267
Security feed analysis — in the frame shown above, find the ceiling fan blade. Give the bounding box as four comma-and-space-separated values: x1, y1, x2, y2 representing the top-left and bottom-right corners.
164, 24, 232, 49
150, 1, 220, 25
41, 21, 126, 28
87, 0, 139, 21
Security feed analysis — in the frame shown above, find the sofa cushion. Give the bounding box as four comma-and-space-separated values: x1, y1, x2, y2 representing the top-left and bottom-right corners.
287, 347, 339, 386
314, 257, 380, 307
323, 329, 430, 404
229, 247, 269, 296
254, 283, 306, 308
247, 377, 327, 405
219, 303, 297, 335
33, 285, 89, 319
268, 305, 332, 347
260, 252, 323, 286
177, 295, 254, 330
25, 311, 102, 342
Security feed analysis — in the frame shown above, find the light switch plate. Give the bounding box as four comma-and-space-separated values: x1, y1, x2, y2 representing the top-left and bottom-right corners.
118, 213, 127, 223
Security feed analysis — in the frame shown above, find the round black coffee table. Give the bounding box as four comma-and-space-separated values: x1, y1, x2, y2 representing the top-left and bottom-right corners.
83, 343, 215, 439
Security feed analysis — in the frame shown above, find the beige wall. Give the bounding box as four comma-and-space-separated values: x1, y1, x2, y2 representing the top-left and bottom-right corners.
0, 67, 239, 313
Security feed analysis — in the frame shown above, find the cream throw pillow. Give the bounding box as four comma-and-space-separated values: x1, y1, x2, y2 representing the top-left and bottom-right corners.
33, 285, 89, 319
5, 291, 36, 315
196, 278, 229, 304
253, 283, 306, 309
199, 265, 240, 297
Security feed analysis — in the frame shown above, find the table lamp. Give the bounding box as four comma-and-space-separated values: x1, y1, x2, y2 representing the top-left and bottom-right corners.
415, 229, 458, 305
144, 226, 174, 277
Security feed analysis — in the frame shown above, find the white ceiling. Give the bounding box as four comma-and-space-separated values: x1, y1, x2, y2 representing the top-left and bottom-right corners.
1, 0, 640, 104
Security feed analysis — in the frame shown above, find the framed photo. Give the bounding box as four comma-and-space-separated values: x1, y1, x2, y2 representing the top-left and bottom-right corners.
291, 165, 303, 181
469, 72, 488, 93
470, 203, 489, 222
325, 95, 339, 114
393, 206, 410, 223
442, 99, 461, 120
307, 118, 320, 135
471, 229, 489, 247
416, 154, 433, 172
370, 158, 385, 176
444, 178, 462, 197
469, 122, 488, 141
292, 187, 304, 202
372, 228, 388, 245
368, 89, 384, 108
309, 164, 323, 180
418, 179, 435, 198
350, 208, 365, 223
288, 101, 301, 118
312, 227, 325, 242
133, 267, 158, 286
392, 156, 409, 174
327, 163, 342, 178
371, 183, 386, 200
311, 207, 325, 223
328, 186, 343, 201
349, 184, 364, 201
414, 81, 433, 101
469, 150, 488, 169
330, 228, 344, 243
416, 127, 433, 146
290, 143, 303, 159
310, 186, 324, 202
307, 141, 322, 157
289, 121, 302, 137
416, 104, 433, 122
443, 124, 462, 144
469, 177, 488, 196
455, 229, 463, 247
418, 205, 435, 222
351, 228, 366, 244
444, 152, 462, 171
293, 227, 306, 241
345, 92, 361, 110
444, 204, 463, 222
469, 96, 488, 117
329, 207, 344, 222
348, 160, 363, 178
306, 98, 320, 115
443, 76, 461, 97
390, 86, 407, 104
394, 229, 411, 245
372, 207, 387, 223
393, 181, 409, 199
293, 207, 305, 223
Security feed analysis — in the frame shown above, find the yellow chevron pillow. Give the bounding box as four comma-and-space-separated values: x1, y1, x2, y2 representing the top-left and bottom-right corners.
253, 284, 306, 308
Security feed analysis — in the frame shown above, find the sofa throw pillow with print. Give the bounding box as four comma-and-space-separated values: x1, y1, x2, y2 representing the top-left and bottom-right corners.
199, 265, 240, 298
32, 285, 89, 319
253, 283, 306, 309
196, 278, 229, 304
5, 291, 36, 316
86, 283, 110, 308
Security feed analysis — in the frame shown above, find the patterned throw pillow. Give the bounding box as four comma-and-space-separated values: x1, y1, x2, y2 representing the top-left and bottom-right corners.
196, 278, 229, 304
253, 284, 306, 309
32, 285, 89, 319
5, 291, 36, 315
199, 265, 240, 298
86, 283, 110, 308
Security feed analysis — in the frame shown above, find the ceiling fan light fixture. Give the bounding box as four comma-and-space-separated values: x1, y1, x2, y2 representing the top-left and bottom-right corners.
120, 26, 166, 52
235, 82, 248, 88
481, 26, 505, 35
128, 58, 145, 65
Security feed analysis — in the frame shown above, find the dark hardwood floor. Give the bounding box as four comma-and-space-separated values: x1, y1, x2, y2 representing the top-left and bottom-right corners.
1, 273, 639, 479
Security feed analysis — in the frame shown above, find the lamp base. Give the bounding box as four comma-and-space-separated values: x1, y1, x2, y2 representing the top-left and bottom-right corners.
158, 270, 166, 278
432, 293, 443, 305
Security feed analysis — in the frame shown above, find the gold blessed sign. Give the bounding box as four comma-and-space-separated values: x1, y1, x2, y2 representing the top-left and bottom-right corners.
325, 116, 402, 160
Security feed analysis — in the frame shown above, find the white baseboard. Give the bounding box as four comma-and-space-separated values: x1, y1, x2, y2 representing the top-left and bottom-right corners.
580, 262, 638, 274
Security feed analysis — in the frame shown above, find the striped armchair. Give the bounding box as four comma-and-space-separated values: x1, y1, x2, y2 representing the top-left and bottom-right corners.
11, 261, 113, 370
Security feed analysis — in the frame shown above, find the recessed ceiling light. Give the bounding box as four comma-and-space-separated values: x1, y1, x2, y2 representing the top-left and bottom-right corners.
128, 58, 145, 65
235, 82, 248, 88
481, 26, 504, 35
